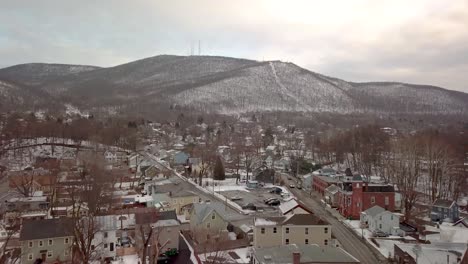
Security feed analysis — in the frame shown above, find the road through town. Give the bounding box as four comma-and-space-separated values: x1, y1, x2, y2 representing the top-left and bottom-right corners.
282, 175, 388, 264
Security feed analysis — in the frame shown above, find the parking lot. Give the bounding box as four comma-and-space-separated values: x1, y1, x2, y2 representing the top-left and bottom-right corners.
219, 186, 291, 213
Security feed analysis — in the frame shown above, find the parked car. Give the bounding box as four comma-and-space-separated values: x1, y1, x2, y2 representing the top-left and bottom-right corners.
267, 199, 281, 206
264, 197, 277, 204
242, 203, 257, 210
231, 196, 243, 201
289, 184, 295, 188
372, 230, 388, 237
269, 188, 282, 194
297, 184, 302, 189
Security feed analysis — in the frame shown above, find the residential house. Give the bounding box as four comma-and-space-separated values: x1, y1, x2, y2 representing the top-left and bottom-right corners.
394, 242, 467, 264
324, 184, 340, 207
278, 199, 314, 216
253, 214, 331, 248
149, 182, 200, 215
301, 173, 313, 191
134, 209, 180, 263
3, 196, 49, 226
91, 215, 119, 260
338, 182, 395, 219
360, 205, 400, 236
173, 152, 189, 165
430, 199, 459, 223
189, 203, 230, 242
312, 176, 339, 195
252, 244, 360, 264
9, 173, 56, 195
19, 218, 74, 264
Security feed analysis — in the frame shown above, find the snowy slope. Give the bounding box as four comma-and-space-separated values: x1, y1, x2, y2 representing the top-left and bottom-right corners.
0, 55, 467, 115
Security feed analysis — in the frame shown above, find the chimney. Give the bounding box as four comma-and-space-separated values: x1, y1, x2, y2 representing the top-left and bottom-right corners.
292, 252, 300, 264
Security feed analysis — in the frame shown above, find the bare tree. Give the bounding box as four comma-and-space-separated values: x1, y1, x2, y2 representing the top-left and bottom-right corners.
386, 137, 423, 221
0, 213, 21, 264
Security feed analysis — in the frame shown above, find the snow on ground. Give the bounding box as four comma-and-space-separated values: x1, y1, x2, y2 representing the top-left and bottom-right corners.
343, 220, 397, 258
198, 247, 252, 264
111, 254, 140, 264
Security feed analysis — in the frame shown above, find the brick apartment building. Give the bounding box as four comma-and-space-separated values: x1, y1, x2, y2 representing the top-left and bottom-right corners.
338, 181, 395, 219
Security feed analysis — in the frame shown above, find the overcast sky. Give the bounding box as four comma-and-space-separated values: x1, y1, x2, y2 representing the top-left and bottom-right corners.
1, 0, 467, 92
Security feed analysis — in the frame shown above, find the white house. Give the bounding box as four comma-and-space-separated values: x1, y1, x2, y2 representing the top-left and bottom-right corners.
360, 205, 399, 236
92, 215, 119, 260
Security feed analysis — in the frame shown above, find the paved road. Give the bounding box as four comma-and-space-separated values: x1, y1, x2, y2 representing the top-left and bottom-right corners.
281, 175, 388, 264
171, 234, 192, 264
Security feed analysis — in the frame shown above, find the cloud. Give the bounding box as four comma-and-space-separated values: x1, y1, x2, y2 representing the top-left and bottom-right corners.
0, 0, 467, 92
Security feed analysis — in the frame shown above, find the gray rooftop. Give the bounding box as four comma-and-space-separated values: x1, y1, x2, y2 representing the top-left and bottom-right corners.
432, 199, 455, 208
20, 218, 74, 241
191, 202, 244, 224
362, 205, 386, 217
253, 244, 360, 263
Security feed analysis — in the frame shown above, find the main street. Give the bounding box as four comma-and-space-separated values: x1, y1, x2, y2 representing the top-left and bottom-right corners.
281, 174, 388, 264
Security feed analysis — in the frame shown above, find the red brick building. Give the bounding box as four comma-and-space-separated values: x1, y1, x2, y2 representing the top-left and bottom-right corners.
312, 176, 339, 195
338, 181, 395, 219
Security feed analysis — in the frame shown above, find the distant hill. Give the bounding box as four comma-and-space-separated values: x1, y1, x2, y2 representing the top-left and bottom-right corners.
1, 55, 467, 115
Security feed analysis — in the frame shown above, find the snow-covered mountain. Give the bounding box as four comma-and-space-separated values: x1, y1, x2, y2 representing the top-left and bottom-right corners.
0, 55, 467, 115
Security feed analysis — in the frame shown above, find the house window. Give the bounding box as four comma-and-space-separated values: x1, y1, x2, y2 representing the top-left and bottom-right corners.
305, 239, 309, 244
48, 239, 53, 246
212, 213, 216, 220
64, 238, 69, 244
379, 216, 382, 221
104, 243, 108, 249
286, 228, 289, 234
305, 228, 308, 235
371, 197, 376, 204
273, 227, 277, 233
110, 243, 114, 252
379, 224, 382, 229
28, 241, 33, 248
261, 228, 265, 234
285, 239, 289, 245
357, 202, 360, 208
391, 215, 393, 220
324, 240, 328, 245
47, 251, 53, 258
206, 223, 211, 228
28, 253, 33, 260
39, 240, 44, 247
64, 249, 69, 256
104, 232, 108, 238
385, 196, 389, 205
324, 227, 328, 234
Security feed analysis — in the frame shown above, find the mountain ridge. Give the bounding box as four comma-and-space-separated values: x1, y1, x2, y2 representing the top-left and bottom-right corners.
0, 55, 467, 115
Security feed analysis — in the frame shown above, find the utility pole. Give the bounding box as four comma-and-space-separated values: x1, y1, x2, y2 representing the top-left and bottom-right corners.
198, 40, 201, 56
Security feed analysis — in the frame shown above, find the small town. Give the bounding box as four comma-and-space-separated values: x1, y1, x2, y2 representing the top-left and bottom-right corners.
0, 113, 467, 264
1, 1, 468, 264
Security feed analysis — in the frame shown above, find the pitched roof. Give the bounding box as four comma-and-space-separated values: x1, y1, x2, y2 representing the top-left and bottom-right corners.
433, 199, 455, 208
363, 205, 386, 217
191, 203, 228, 224
278, 199, 314, 215
20, 218, 73, 241
282, 214, 328, 226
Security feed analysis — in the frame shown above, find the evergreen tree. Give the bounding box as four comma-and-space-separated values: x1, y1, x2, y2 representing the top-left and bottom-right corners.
213, 156, 226, 181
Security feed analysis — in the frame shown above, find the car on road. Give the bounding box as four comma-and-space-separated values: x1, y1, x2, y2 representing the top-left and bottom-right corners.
242, 203, 257, 211
372, 230, 388, 237
297, 184, 302, 189
288, 177, 292, 180
230, 196, 243, 201
289, 184, 295, 188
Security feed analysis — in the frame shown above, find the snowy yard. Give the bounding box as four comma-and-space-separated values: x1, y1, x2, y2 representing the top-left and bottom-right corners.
342, 220, 400, 258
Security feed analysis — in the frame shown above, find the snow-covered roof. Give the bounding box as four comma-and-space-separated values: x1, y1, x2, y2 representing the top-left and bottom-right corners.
255, 217, 283, 226
279, 199, 299, 214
